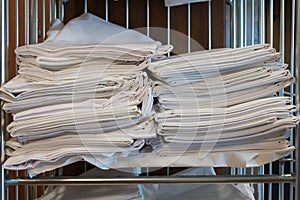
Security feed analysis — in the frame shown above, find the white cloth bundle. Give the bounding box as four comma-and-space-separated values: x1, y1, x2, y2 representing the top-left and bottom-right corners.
148, 44, 281, 85
6, 76, 154, 141
154, 67, 294, 110
2, 70, 152, 113
146, 45, 298, 163
15, 13, 172, 65
35, 167, 254, 200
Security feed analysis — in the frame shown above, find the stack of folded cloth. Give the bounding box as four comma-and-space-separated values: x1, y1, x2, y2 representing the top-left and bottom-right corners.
1, 13, 298, 175
2, 13, 171, 174
146, 44, 298, 158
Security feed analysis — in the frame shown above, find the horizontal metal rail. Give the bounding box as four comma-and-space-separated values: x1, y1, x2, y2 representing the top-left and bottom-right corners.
5, 175, 296, 185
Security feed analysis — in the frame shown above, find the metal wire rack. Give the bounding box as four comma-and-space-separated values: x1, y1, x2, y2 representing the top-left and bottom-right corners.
1, 0, 300, 199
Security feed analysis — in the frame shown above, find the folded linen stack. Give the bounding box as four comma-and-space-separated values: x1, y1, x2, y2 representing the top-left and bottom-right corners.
147, 44, 298, 158
2, 13, 169, 173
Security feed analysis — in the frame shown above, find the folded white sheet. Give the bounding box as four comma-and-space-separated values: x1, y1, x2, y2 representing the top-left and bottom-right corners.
15, 13, 173, 63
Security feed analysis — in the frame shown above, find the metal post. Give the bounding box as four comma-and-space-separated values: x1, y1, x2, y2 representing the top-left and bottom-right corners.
279, 0, 285, 62
0, 3, 4, 197
50, 0, 56, 26
30, 0, 38, 44
240, 0, 244, 47
25, 0, 29, 44
126, 0, 129, 29
106, 0, 108, 21
269, 0, 273, 47
1, 0, 9, 198
244, 0, 247, 46
290, 1, 296, 199
208, 0, 212, 50
167, 6, 170, 56
260, 0, 265, 44
58, 0, 63, 21
42, 0, 46, 41
294, 1, 300, 199
84, 0, 88, 13
15, 0, 19, 72
146, 0, 149, 37
251, 0, 254, 44
279, 2, 286, 198
232, 0, 237, 48
15, 0, 19, 198
188, 3, 191, 53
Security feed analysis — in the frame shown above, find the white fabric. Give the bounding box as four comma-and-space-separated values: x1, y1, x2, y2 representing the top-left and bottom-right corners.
140, 167, 255, 200
165, 0, 210, 7
15, 13, 172, 64
36, 167, 253, 200
36, 168, 141, 200
45, 19, 64, 41
2, 40, 297, 176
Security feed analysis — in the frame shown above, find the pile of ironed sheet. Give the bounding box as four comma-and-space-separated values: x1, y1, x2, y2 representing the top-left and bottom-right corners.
1, 13, 298, 176
146, 44, 297, 157
2, 13, 168, 174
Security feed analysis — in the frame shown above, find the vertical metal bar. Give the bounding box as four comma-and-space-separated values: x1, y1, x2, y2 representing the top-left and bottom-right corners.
84, 0, 88, 13
146, 167, 149, 176
240, 0, 244, 47
42, 0, 46, 41
0, 2, 5, 199
166, 167, 170, 176
260, 0, 265, 44
269, 0, 273, 47
208, 0, 211, 50
279, 162, 285, 200
15, 0, 19, 47
106, 0, 108, 21
268, 1, 274, 198
268, 163, 272, 200
188, 3, 191, 53
0, 0, 7, 199
146, 0, 149, 37
167, 6, 170, 57
259, 165, 265, 200
58, 0, 63, 21
296, 0, 300, 194
30, 0, 38, 44
225, 2, 231, 48
250, 167, 255, 193
244, 0, 247, 46
238, 168, 243, 175
291, 1, 296, 87
126, 0, 129, 29
251, 0, 254, 44
290, 1, 296, 200
279, 0, 285, 62
231, 167, 236, 175
25, 0, 30, 44
49, 0, 52, 25
278, 0, 285, 110
232, 0, 237, 48
15, 0, 19, 75
0, 165, 4, 200
50, 0, 56, 25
